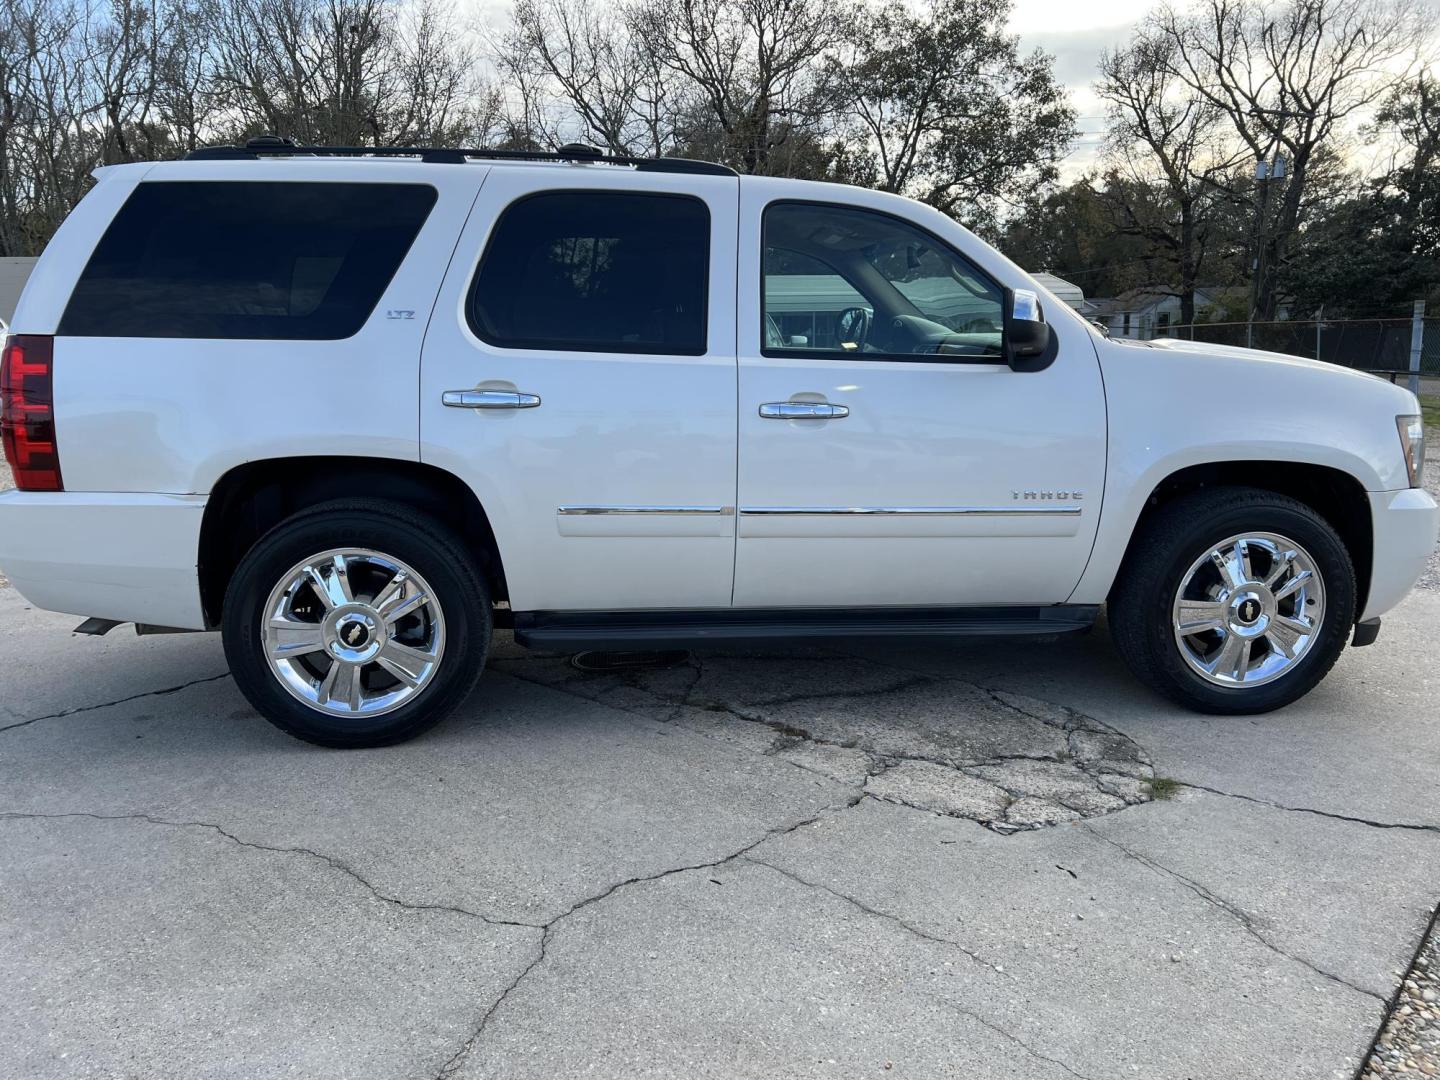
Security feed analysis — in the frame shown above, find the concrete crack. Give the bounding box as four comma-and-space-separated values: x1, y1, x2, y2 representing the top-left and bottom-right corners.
742, 854, 1009, 977
494, 659, 876, 777
494, 655, 1155, 834
1082, 823, 1386, 1005
433, 934, 548, 1078
926, 993, 1103, 1080
0, 809, 542, 931
740, 674, 936, 710
0, 672, 234, 735
744, 850, 1099, 1080
1177, 782, 1440, 835
432, 795, 864, 1077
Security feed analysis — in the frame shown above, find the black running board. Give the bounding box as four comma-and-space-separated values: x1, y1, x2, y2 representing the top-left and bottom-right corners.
513, 605, 1099, 651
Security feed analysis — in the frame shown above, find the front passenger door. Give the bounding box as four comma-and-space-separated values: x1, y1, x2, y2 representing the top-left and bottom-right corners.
733, 189, 1107, 609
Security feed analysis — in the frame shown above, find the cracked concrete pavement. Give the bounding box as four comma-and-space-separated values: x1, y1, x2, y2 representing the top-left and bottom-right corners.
2, 577, 1439, 1079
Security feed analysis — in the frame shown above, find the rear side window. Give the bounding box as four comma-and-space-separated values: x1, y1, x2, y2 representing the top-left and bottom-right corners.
469, 191, 709, 355
60, 181, 436, 340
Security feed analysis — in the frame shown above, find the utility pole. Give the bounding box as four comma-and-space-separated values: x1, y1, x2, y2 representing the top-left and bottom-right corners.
1315, 304, 1323, 362
1247, 155, 1286, 350
1410, 299, 1426, 398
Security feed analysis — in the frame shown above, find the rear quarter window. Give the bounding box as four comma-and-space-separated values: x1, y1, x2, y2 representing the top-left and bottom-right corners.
59, 181, 436, 340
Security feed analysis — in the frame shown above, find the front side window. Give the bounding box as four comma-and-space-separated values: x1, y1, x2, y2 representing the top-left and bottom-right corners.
61, 181, 436, 340
469, 191, 709, 354
762, 202, 1004, 361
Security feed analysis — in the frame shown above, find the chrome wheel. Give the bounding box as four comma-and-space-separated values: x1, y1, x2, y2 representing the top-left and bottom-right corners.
262, 548, 445, 717
1171, 532, 1325, 688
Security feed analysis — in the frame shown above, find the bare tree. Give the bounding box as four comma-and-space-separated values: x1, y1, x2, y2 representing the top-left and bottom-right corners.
390, 0, 498, 145
626, 0, 847, 174
1150, 0, 1433, 319
499, 0, 675, 156
0, 0, 99, 252
151, 0, 222, 153
201, 0, 499, 146
1097, 30, 1244, 328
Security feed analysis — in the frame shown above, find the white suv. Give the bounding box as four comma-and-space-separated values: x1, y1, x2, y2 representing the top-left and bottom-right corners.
0, 141, 1434, 747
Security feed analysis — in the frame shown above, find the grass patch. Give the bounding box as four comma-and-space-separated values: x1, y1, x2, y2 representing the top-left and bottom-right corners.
1421, 395, 1440, 432
1145, 777, 1182, 800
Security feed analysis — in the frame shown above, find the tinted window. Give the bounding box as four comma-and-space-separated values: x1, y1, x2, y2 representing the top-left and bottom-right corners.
470, 192, 709, 354
763, 202, 1004, 361
60, 181, 436, 339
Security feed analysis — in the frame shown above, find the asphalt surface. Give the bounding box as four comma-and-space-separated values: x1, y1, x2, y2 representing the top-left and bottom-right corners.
1, 448, 1439, 1078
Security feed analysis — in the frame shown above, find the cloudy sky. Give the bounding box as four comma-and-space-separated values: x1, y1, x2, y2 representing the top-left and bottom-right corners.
1011, 0, 1156, 172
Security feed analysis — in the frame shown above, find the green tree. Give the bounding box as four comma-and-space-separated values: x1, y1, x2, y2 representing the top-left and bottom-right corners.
1287, 75, 1440, 315
824, 0, 1075, 229
997, 179, 1153, 298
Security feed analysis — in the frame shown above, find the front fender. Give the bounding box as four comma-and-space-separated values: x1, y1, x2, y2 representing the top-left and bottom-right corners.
1070, 341, 1412, 605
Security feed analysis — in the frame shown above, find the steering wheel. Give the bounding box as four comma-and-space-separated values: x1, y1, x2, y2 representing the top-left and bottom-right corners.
837, 306, 872, 350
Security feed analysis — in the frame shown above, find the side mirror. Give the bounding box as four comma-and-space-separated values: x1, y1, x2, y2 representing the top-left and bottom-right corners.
1005, 288, 1053, 372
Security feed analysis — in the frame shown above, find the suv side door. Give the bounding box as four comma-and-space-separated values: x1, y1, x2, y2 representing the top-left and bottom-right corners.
421, 166, 740, 613
733, 183, 1107, 608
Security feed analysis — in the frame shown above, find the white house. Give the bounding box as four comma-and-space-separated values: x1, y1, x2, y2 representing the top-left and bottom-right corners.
0, 257, 37, 322
1092, 286, 1252, 339
1031, 272, 1089, 313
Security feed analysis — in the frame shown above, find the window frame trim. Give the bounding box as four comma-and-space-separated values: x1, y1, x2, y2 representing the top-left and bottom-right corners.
758, 198, 1010, 367
57, 178, 439, 342
464, 188, 712, 357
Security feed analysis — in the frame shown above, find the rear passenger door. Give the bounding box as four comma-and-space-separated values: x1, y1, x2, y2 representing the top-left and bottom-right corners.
420, 168, 740, 613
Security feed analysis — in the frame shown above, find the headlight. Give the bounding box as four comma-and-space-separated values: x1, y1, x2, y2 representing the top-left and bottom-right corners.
1397, 414, 1425, 488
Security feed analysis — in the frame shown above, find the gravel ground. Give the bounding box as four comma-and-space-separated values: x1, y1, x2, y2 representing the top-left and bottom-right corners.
1418, 443, 1440, 591
1362, 913, 1440, 1079
0, 456, 10, 587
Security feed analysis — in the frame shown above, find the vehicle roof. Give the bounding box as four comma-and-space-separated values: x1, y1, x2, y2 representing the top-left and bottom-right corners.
110, 155, 861, 192
121, 159, 920, 224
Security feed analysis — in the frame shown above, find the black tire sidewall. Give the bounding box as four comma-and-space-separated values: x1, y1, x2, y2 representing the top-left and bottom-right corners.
222, 506, 490, 747
1124, 495, 1356, 713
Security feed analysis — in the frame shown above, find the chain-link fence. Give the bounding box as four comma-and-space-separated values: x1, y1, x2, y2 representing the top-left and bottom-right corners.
1153, 316, 1439, 375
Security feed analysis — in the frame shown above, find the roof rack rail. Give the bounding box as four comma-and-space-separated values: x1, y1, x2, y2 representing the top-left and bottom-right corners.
183, 137, 738, 177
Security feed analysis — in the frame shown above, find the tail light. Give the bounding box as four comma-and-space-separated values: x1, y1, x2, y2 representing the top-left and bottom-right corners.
0, 334, 62, 491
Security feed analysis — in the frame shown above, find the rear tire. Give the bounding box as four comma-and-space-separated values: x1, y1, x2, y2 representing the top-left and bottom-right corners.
222, 499, 490, 747
1109, 486, 1355, 714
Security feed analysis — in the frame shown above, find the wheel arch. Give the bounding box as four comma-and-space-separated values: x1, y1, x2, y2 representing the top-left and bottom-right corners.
198, 456, 507, 628
1107, 460, 1373, 617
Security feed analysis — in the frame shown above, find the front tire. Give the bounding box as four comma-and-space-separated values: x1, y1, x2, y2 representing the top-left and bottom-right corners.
1109, 487, 1355, 714
222, 500, 490, 747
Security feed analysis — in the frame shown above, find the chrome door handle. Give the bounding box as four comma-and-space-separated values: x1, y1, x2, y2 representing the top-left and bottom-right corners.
759, 401, 849, 420
442, 390, 541, 409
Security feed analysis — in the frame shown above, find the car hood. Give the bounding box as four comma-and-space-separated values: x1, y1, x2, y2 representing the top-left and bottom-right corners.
1141, 336, 1388, 384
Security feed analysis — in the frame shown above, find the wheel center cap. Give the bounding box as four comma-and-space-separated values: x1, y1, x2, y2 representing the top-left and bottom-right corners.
1226, 587, 1273, 637
324, 605, 385, 662
340, 620, 370, 647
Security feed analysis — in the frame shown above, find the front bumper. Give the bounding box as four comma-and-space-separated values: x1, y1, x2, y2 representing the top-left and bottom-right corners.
0, 490, 208, 629
1362, 487, 1439, 621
